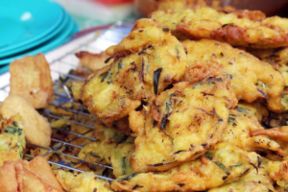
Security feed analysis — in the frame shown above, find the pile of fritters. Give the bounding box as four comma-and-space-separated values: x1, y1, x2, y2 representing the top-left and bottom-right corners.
76, 3, 288, 192
2, 2, 288, 191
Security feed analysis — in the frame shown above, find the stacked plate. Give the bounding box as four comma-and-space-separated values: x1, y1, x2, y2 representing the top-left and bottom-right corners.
0, 0, 78, 74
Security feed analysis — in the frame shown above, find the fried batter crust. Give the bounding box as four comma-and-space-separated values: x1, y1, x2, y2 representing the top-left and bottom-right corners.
112, 143, 258, 192
130, 77, 237, 172
0, 118, 25, 166
266, 160, 288, 191
223, 105, 282, 153
76, 51, 111, 72
9, 54, 53, 108
250, 48, 288, 111
151, 6, 288, 48
81, 75, 140, 123
106, 19, 187, 96
183, 39, 284, 112
0, 96, 51, 147
81, 19, 187, 123
0, 157, 63, 192
209, 164, 276, 192
55, 170, 112, 192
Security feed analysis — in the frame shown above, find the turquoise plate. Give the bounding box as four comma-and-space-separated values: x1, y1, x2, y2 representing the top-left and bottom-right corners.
0, 0, 64, 55
0, 15, 78, 66
0, 65, 9, 75
0, 10, 68, 59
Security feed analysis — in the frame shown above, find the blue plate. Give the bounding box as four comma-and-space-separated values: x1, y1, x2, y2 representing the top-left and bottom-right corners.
0, 9, 68, 59
0, 0, 64, 55
0, 15, 78, 66
0, 65, 9, 75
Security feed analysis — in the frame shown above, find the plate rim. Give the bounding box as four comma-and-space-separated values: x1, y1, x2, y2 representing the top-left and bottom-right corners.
0, 0, 65, 55
0, 16, 78, 66
0, 9, 68, 58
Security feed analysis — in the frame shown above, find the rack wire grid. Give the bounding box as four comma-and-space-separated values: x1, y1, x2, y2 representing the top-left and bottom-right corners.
0, 22, 133, 182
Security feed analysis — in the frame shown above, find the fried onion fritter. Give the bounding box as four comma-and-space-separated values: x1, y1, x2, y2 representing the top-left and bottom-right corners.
81, 75, 140, 123
266, 160, 288, 191
251, 126, 288, 143
81, 19, 187, 123
222, 105, 282, 154
0, 96, 51, 147
0, 117, 25, 166
130, 77, 237, 172
78, 124, 134, 177
79, 141, 134, 178
0, 157, 63, 192
249, 48, 288, 111
76, 51, 111, 72
55, 170, 112, 192
9, 54, 53, 108
182, 39, 285, 112
209, 163, 276, 192
151, 6, 288, 48
112, 143, 259, 192
104, 19, 187, 97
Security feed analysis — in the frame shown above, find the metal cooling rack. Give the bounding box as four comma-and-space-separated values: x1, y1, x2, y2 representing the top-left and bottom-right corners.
0, 22, 133, 181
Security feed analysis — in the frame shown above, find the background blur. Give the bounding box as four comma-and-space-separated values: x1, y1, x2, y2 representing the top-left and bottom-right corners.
55, 0, 136, 30
58, 0, 288, 30
0, 0, 287, 75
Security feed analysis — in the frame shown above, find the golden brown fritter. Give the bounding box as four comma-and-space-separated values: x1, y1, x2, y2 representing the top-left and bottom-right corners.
112, 143, 259, 192
251, 126, 288, 143
249, 48, 288, 111
130, 76, 237, 172
79, 141, 134, 178
55, 170, 112, 192
9, 54, 53, 109
249, 126, 288, 161
0, 157, 63, 192
183, 39, 285, 112
209, 163, 276, 192
0, 96, 51, 147
79, 126, 134, 177
222, 104, 282, 153
105, 19, 187, 96
81, 19, 187, 123
266, 160, 288, 191
0, 117, 25, 166
76, 51, 111, 72
81, 75, 140, 123
151, 6, 288, 48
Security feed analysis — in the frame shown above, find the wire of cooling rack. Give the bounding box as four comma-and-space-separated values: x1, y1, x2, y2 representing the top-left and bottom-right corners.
0, 22, 133, 182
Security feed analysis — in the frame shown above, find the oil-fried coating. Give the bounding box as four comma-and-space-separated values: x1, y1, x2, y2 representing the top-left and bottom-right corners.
9, 54, 53, 108
250, 126, 288, 160
76, 51, 111, 72
266, 160, 288, 191
0, 156, 63, 192
106, 19, 187, 95
183, 39, 284, 112
69, 81, 84, 101
112, 143, 258, 192
79, 141, 134, 177
0, 96, 51, 147
151, 6, 288, 48
251, 126, 288, 144
250, 48, 288, 111
81, 74, 140, 123
82, 19, 187, 123
55, 170, 112, 192
0, 118, 25, 166
130, 77, 237, 172
79, 126, 134, 177
223, 104, 282, 154
209, 162, 276, 192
